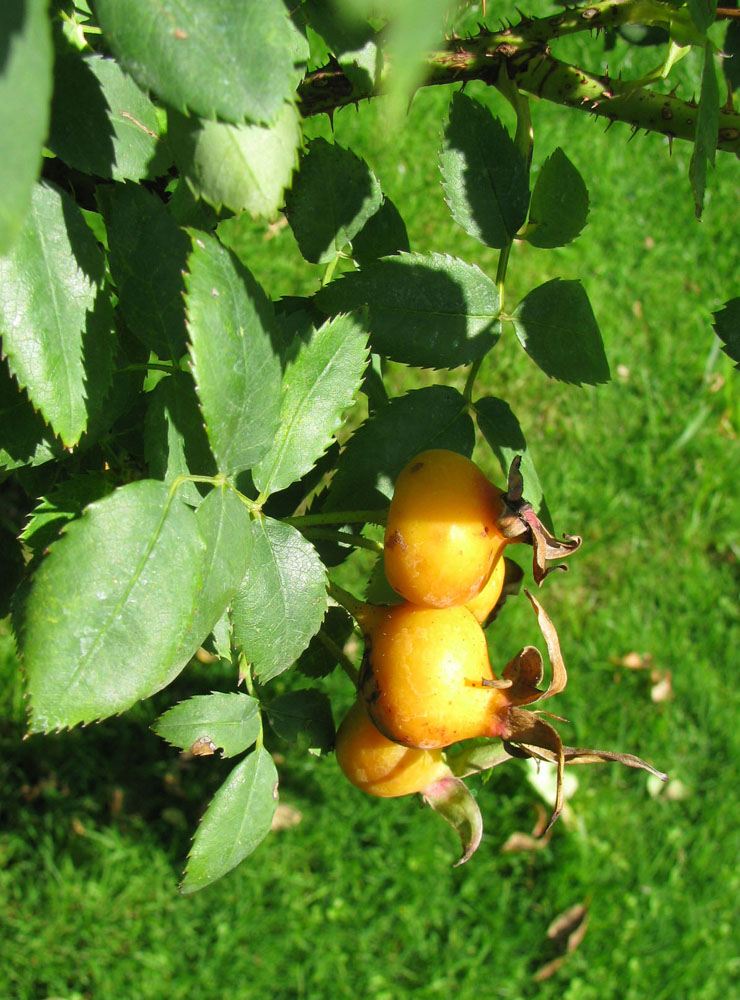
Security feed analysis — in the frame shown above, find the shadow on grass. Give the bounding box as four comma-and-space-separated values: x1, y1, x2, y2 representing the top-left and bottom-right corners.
0, 658, 330, 873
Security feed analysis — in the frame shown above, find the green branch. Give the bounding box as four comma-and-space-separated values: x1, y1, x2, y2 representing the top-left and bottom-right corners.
515, 51, 739, 154
297, 0, 740, 157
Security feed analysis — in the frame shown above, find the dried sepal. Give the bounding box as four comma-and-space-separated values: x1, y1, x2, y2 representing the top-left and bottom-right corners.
422, 774, 483, 866
501, 645, 545, 705
518, 503, 582, 584
480, 676, 514, 689
496, 591, 566, 709
497, 456, 582, 585
509, 739, 668, 783
501, 706, 667, 832
559, 746, 668, 781
503, 707, 565, 831
524, 589, 567, 699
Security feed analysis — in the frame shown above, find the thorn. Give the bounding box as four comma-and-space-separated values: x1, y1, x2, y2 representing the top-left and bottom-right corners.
667, 134, 674, 156
628, 125, 640, 142
326, 108, 334, 131
604, 117, 615, 132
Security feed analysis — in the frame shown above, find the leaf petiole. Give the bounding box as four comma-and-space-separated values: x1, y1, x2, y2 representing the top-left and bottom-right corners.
285, 509, 387, 528
316, 629, 358, 686
301, 528, 383, 553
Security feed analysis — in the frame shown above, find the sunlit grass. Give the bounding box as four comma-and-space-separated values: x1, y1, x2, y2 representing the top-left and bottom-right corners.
2, 13, 740, 999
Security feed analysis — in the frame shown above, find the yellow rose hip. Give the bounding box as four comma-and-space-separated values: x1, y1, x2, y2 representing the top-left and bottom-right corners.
336, 700, 450, 797
359, 602, 509, 749
384, 449, 506, 608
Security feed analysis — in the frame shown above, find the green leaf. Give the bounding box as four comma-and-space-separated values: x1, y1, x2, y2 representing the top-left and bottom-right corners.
181, 746, 278, 894
0, 0, 53, 256
316, 252, 500, 369
94, 0, 306, 125
20, 473, 113, 555
474, 397, 547, 516
688, 0, 717, 33
0, 182, 114, 447
99, 182, 190, 360
210, 610, 232, 663
169, 486, 254, 677
303, 0, 374, 56
0, 525, 25, 618
351, 195, 410, 265
260, 440, 339, 522
144, 373, 217, 506
18, 480, 206, 732
252, 314, 369, 496
153, 692, 261, 758
512, 279, 610, 386
524, 148, 589, 249
167, 177, 219, 231
168, 103, 301, 219
231, 516, 327, 684
185, 232, 282, 475
296, 606, 354, 679
285, 137, 383, 263
723, 21, 740, 93
267, 689, 335, 753
712, 297, 740, 368
338, 38, 380, 92
48, 47, 171, 182
439, 92, 530, 249
381, 0, 451, 123
364, 551, 404, 605
690, 42, 720, 219
0, 358, 62, 471
326, 384, 475, 510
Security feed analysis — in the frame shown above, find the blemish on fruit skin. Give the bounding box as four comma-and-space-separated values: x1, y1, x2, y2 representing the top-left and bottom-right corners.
410, 462, 425, 474
385, 529, 407, 551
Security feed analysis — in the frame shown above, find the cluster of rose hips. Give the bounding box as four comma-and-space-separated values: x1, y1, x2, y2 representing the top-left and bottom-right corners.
334, 450, 665, 861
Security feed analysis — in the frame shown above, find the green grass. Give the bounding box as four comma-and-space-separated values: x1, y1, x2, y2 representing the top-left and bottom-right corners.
3, 15, 740, 1000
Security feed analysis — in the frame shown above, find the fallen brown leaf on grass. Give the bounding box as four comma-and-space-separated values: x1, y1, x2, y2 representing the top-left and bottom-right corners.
501, 804, 552, 853
650, 669, 673, 702
271, 803, 303, 832
532, 902, 590, 981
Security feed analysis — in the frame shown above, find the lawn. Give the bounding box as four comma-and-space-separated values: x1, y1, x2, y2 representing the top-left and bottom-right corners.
2, 8, 739, 999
